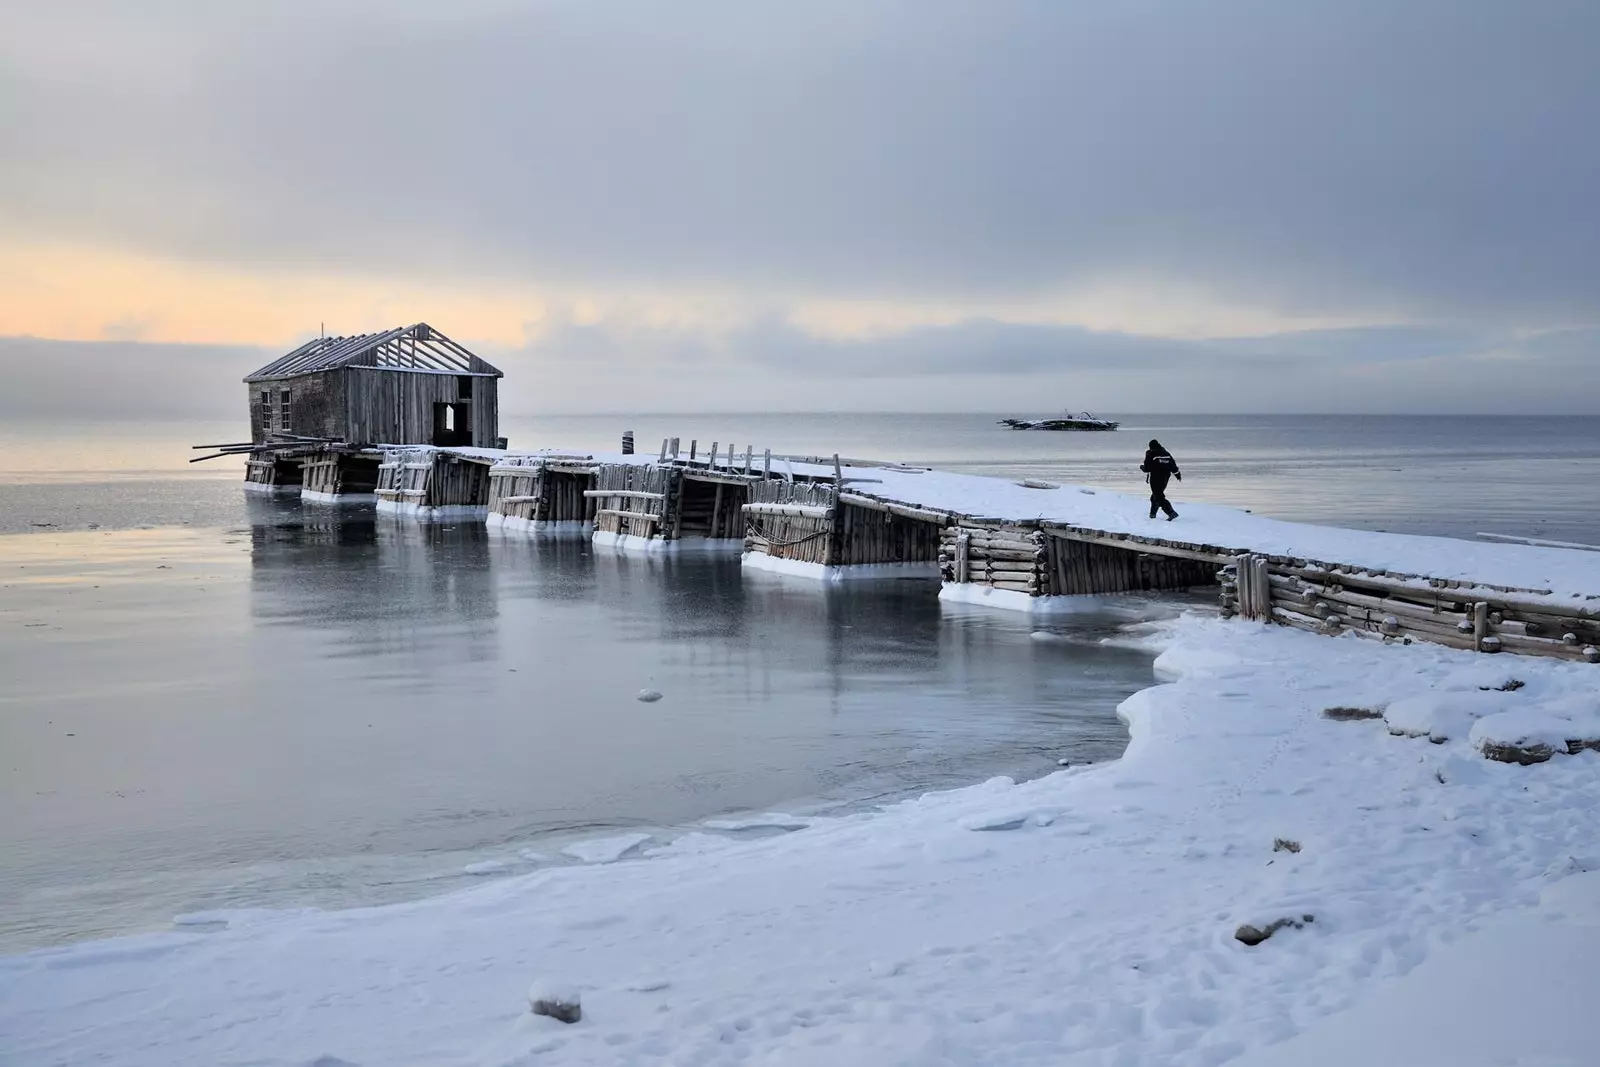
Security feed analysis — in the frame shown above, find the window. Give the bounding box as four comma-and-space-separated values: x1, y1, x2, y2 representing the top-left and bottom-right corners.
260, 391, 274, 433
278, 389, 293, 433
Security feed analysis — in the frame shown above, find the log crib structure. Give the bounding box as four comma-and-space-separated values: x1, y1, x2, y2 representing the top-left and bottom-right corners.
375, 447, 495, 519
1226, 555, 1600, 663
743, 477, 947, 578
486, 455, 600, 534
587, 444, 755, 551
939, 521, 1220, 597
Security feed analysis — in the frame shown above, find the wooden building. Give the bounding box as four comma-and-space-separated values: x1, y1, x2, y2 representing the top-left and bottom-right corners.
240, 323, 502, 493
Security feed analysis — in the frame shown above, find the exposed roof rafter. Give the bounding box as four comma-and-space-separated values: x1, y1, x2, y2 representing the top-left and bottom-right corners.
244, 323, 502, 382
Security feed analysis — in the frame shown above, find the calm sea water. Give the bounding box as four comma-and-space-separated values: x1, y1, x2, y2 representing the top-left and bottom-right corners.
4, 413, 1599, 540
2, 413, 1597, 951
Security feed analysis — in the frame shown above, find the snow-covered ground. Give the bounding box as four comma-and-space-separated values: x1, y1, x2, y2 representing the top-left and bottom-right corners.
5, 616, 1598, 1067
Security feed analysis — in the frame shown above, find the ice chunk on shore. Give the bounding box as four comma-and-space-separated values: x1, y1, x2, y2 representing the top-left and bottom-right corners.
561, 832, 652, 864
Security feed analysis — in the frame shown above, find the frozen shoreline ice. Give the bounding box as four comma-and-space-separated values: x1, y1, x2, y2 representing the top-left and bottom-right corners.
4, 615, 1598, 1065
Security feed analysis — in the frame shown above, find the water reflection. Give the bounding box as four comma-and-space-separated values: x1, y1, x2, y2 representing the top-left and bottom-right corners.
2, 503, 1157, 950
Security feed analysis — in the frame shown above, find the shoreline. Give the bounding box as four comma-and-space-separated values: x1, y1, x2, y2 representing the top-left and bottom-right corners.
6, 615, 1598, 1065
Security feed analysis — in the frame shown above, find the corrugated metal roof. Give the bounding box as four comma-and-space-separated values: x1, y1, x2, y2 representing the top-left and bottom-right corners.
244, 323, 502, 382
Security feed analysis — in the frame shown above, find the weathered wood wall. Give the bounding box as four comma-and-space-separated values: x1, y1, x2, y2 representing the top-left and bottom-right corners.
1224, 554, 1600, 663
743, 481, 946, 566
248, 369, 498, 447
343, 369, 498, 448
744, 480, 837, 563
248, 371, 346, 442
1047, 534, 1219, 595
487, 461, 597, 525
939, 521, 1219, 596
590, 464, 675, 540
376, 448, 491, 510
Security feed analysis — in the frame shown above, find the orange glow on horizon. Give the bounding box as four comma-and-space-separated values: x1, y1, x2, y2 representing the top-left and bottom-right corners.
0, 241, 539, 347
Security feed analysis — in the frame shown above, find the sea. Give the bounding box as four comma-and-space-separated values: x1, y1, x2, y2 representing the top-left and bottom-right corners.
3, 413, 1598, 952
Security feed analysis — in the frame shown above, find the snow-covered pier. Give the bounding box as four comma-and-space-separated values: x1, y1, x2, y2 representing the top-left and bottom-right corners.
297, 439, 1600, 663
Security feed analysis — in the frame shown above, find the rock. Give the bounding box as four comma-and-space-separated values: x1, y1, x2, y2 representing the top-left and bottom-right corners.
528, 982, 582, 1024
1234, 914, 1314, 946
636, 689, 663, 703
1234, 924, 1269, 946
1272, 838, 1302, 854
1322, 706, 1383, 721
1479, 740, 1557, 765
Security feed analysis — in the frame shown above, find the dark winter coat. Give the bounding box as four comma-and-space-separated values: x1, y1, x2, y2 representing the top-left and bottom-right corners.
1141, 447, 1181, 489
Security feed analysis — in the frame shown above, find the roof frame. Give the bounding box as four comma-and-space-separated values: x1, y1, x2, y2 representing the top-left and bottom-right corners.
244, 322, 502, 381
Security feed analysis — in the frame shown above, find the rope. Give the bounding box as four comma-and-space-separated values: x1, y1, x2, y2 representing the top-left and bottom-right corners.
745, 519, 831, 548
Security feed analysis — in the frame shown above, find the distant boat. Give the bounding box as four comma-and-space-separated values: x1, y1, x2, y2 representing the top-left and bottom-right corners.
999, 412, 1119, 431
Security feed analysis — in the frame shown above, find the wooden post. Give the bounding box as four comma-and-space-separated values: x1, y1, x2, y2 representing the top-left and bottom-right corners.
1254, 558, 1272, 622
1233, 554, 1255, 619
711, 482, 725, 539
955, 530, 970, 584
832, 453, 843, 485
670, 437, 681, 460
744, 445, 752, 476
1474, 601, 1489, 651
689, 440, 697, 462
763, 449, 771, 480
658, 438, 669, 462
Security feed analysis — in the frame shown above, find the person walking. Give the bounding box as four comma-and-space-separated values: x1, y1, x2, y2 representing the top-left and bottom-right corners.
1141, 439, 1181, 520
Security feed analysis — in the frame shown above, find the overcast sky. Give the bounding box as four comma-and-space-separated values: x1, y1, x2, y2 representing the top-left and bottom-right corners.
2, 1, 1596, 415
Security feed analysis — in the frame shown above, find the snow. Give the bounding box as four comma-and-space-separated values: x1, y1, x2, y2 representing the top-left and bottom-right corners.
591, 531, 743, 555
558, 832, 653, 864
484, 515, 592, 537
1381, 689, 1522, 742
1231, 871, 1600, 1067
375, 500, 488, 521
939, 581, 1118, 614
300, 490, 376, 505
6, 618, 1600, 1065
463, 860, 514, 876
242, 481, 301, 496
739, 553, 938, 582
701, 813, 811, 832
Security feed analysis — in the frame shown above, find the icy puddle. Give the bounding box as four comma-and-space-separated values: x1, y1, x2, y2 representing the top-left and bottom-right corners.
0, 513, 1169, 951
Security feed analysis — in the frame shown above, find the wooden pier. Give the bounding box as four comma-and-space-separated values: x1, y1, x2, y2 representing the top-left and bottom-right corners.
227, 421, 1600, 664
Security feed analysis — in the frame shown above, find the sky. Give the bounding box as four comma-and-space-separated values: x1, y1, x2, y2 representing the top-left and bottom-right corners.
1, 0, 1597, 416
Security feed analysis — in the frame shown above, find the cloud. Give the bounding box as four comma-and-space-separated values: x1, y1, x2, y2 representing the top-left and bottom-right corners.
0, 336, 267, 419
5, 317, 1596, 421
2, 0, 1598, 327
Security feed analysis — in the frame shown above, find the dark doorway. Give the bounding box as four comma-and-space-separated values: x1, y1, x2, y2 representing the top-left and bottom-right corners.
432, 402, 473, 447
